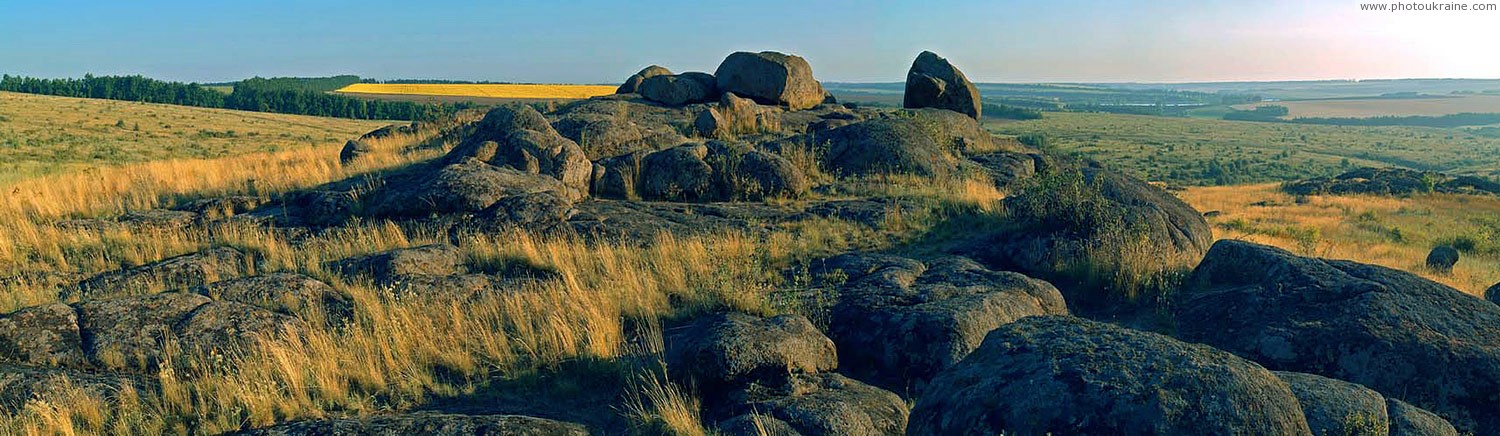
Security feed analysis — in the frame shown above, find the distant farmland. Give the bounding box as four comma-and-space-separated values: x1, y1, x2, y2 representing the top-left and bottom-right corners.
1233, 94, 1500, 119
335, 83, 616, 100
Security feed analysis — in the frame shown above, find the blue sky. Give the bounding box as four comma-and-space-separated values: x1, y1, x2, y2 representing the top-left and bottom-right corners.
3, 0, 1498, 83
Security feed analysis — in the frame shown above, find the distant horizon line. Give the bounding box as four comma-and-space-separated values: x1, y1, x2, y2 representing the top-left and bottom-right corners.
8, 71, 1500, 87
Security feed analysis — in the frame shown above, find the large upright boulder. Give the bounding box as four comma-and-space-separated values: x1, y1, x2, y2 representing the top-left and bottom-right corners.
904, 51, 982, 119
810, 254, 1068, 393
640, 72, 718, 106
714, 51, 824, 111
1174, 239, 1500, 434
616, 65, 672, 94
909, 316, 1311, 435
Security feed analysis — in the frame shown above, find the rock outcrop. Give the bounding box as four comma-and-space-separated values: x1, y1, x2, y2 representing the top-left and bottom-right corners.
909, 316, 1312, 435
1426, 245, 1459, 273
1175, 239, 1500, 433
903, 51, 981, 119
967, 160, 1212, 304
815, 117, 956, 178
1282, 167, 1500, 197
664, 312, 907, 436
806, 108, 998, 178
1388, 399, 1460, 436
326, 244, 465, 286
0, 303, 87, 367
365, 159, 572, 217
445, 104, 592, 199
616, 65, 672, 94
640, 72, 718, 106
339, 139, 372, 165
810, 254, 1068, 393
71, 247, 249, 300
550, 98, 688, 159
664, 313, 837, 389
193, 273, 353, 324
716, 373, 907, 436
594, 142, 806, 202
75, 292, 302, 371
714, 51, 824, 111
1275, 371, 1390, 436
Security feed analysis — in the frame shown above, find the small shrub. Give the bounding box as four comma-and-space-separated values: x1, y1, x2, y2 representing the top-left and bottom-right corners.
1439, 235, 1480, 254
1016, 133, 1048, 149
1006, 167, 1189, 302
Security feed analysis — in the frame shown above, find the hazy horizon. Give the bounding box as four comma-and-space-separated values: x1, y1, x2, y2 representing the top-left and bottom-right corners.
4, 0, 1499, 84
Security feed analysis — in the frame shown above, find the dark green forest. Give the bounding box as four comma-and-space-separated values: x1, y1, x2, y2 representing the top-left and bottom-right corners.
1221, 104, 1500, 127
982, 103, 1044, 120
1290, 112, 1500, 128
0, 74, 471, 121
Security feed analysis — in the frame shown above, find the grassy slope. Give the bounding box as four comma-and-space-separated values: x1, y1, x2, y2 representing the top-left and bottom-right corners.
0, 91, 387, 184
991, 112, 1500, 186
1181, 184, 1500, 296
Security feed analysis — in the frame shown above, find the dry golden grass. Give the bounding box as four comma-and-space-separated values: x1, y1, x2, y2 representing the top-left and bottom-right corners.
1180, 183, 1500, 296
0, 123, 452, 311
0, 91, 386, 184
0, 96, 1005, 434
337, 83, 616, 100
2, 213, 902, 434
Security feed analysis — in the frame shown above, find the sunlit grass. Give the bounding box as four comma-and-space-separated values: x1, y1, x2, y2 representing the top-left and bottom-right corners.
0, 91, 386, 184
0, 95, 1011, 434
1181, 183, 1500, 296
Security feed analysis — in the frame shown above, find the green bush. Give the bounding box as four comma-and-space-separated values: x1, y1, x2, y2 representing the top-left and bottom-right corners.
1006, 166, 1186, 303
1016, 133, 1048, 149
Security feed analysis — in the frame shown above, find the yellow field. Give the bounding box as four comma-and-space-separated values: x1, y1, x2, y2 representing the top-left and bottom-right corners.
336, 83, 617, 99
1232, 94, 1500, 118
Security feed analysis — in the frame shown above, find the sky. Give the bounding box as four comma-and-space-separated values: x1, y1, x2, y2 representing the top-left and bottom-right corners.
3, 0, 1499, 84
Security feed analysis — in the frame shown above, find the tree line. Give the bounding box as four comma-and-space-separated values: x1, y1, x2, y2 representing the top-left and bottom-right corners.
0, 74, 472, 121
982, 103, 1043, 120
1223, 105, 1500, 128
